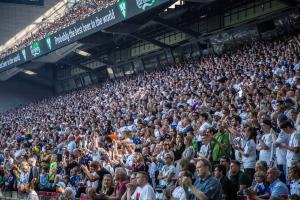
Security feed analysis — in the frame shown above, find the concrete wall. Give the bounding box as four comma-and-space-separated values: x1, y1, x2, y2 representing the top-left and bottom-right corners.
0, 76, 53, 112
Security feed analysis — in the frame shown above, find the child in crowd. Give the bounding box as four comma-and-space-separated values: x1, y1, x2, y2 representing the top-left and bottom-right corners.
289, 165, 300, 196
252, 171, 268, 196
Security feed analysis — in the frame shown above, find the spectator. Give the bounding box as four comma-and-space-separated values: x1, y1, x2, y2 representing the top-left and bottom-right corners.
121, 172, 137, 200
211, 122, 230, 165
132, 171, 155, 200
101, 174, 114, 195
157, 152, 176, 189
252, 171, 268, 196
248, 167, 289, 200
26, 182, 39, 200
279, 120, 300, 170
288, 165, 300, 196
214, 164, 237, 200
229, 160, 252, 195
238, 127, 257, 180
56, 181, 67, 200
257, 119, 273, 165
182, 158, 222, 200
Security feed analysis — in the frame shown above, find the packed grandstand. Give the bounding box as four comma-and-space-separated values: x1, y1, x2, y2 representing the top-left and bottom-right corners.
0, 0, 118, 59
0, 0, 300, 200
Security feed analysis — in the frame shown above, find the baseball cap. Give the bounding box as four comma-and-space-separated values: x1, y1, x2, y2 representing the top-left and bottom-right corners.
56, 182, 66, 188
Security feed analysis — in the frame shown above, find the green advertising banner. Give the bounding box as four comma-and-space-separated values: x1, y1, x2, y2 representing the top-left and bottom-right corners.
0, 0, 171, 72
0, 0, 44, 6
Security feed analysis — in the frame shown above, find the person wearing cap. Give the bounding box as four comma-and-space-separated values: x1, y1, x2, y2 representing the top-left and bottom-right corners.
56, 181, 66, 200
157, 152, 176, 189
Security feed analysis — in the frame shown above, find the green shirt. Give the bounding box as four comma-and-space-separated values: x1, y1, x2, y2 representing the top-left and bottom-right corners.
212, 131, 230, 161
48, 162, 57, 181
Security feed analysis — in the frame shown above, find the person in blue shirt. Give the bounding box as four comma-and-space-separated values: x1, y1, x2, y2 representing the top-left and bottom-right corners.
253, 171, 267, 196
182, 158, 222, 200
248, 167, 289, 200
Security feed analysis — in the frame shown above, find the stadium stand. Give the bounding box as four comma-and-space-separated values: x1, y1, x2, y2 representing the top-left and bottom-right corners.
0, 0, 300, 200
0, 34, 299, 199
0, 0, 119, 59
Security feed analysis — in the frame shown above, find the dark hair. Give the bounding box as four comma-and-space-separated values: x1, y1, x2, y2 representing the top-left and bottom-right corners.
220, 156, 230, 163
262, 119, 272, 127
246, 127, 257, 140
200, 112, 209, 121
179, 158, 196, 174
180, 170, 193, 179
231, 160, 241, 167
280, 120, 294, 129
215, 164, 227, 176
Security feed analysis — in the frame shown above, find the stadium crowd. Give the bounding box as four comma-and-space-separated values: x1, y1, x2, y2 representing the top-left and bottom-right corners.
0, 0, 118, 59
0, 33, 300, 200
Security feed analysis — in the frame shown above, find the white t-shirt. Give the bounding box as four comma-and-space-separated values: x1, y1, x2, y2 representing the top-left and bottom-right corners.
258, 133, 272, 165
131, 184, 155, 200
275, 131, 290, 165
286, 130, 300, 167
242, 139, 256, 169
199, 122, 211, 133
172, 186, 186, 200
86, 172, 99, 189
199, 144, 210, 158
233, 136, 243, 161
26, 191, 39, 200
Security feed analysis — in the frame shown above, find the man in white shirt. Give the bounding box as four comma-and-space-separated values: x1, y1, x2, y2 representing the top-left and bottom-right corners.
132, 171, 155, 200
198, 112, 211, 134
274, 130, 290, 176
278, 120, 300, 169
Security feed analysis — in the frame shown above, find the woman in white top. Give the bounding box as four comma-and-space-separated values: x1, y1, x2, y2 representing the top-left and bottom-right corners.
237, 127, 257, 180
256, 119, 273, 165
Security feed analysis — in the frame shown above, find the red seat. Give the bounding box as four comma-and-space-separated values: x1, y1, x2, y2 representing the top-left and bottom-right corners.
37, 191, 46, 196
80, 193, 89, 200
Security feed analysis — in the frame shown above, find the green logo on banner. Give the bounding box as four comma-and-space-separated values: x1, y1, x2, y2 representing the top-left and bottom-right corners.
21, 49, 27, 61
118, 0, 127, 18
136, 0, 158, 10
30, 41, 41, 57
46, 36, 52, 50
